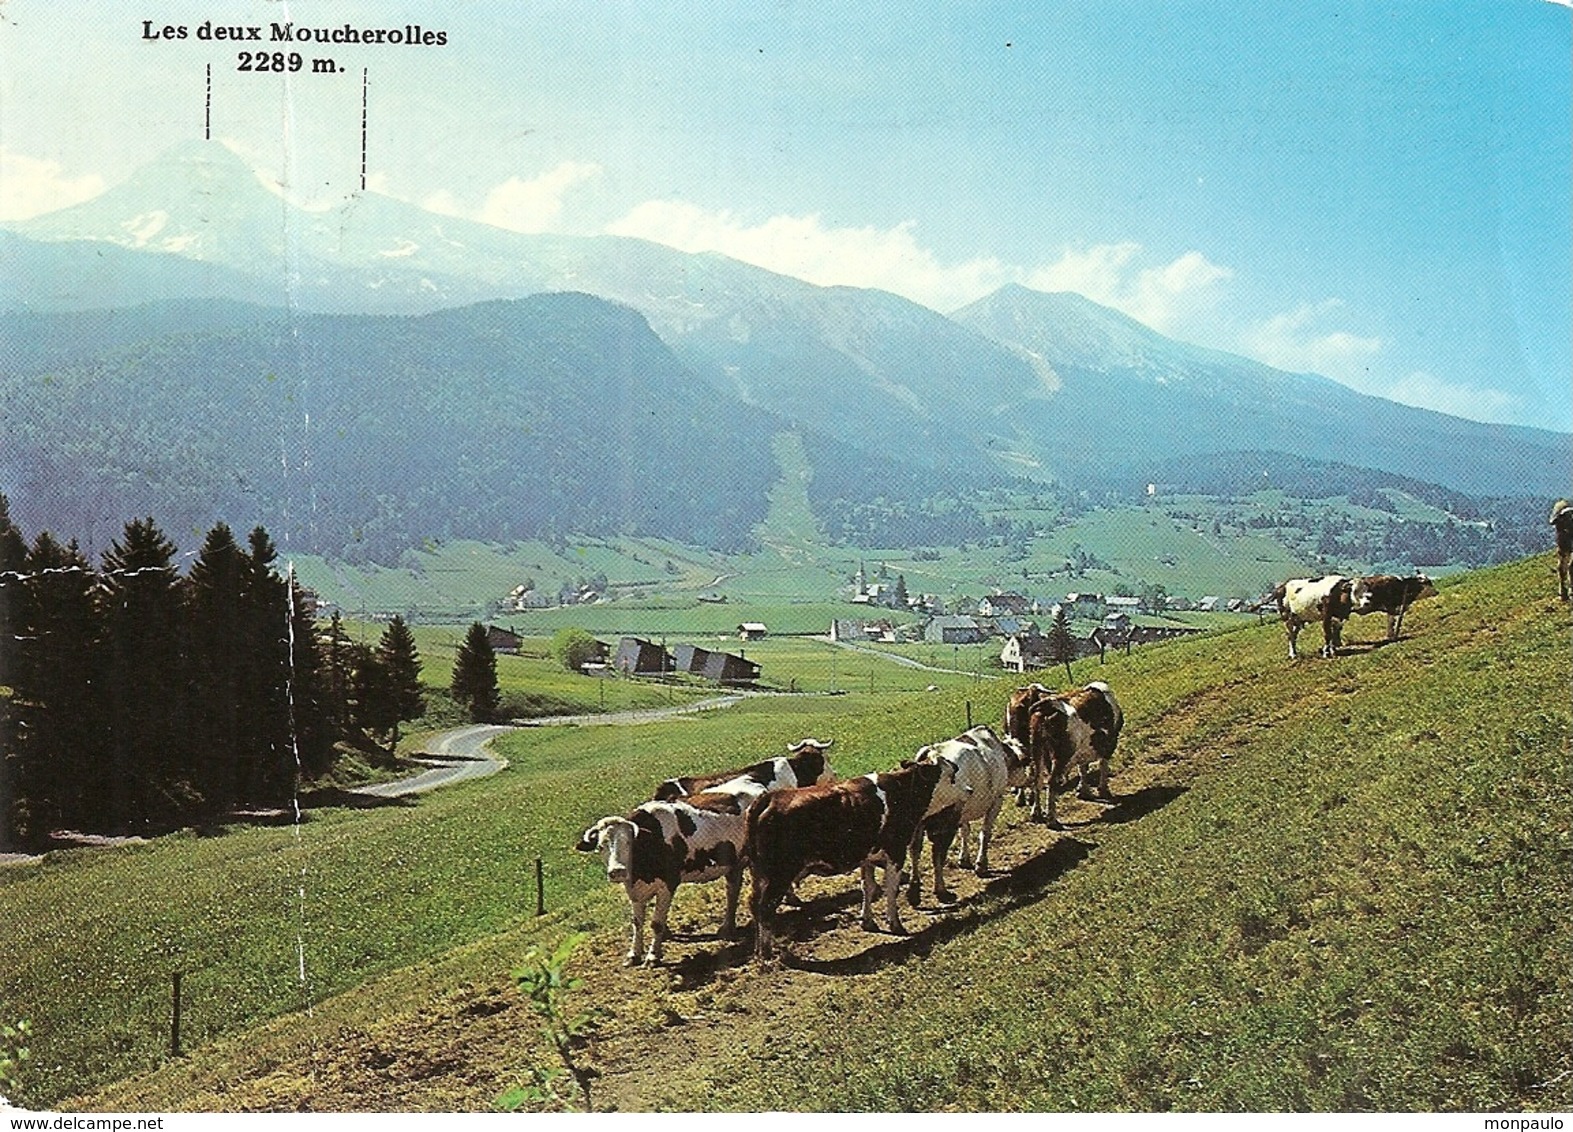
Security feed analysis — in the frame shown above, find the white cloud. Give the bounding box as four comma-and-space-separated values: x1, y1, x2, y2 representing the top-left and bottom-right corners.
605, 201, 1233, 323
474, 162, 603, 234
1023, 244, 1234, 330
1383, 371, 1524, 422
606, 200, 1011, 311
0, 149, 106, 221
1243, 299, 1384, 381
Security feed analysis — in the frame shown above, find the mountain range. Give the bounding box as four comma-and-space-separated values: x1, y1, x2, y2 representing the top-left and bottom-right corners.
3, 139, 1566, 558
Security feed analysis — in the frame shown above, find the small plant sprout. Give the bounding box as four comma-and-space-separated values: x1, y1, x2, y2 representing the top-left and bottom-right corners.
497, 933, 601, 1112
0, 1018, 32, 1107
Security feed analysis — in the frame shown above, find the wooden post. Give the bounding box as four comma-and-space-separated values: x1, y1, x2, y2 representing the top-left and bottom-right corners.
170, 972, 183, 1057
965, 700, 973, 729
535, 857, 546, 917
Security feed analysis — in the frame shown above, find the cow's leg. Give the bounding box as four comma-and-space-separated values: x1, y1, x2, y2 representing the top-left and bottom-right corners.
626, 894, 648, 967
750, 871, 779, 960
904, 824, 926, 907
975, 797, 1004, 874
860, 862, 880, 931
927, 812, 960, 904
646, 884, 675, 964
1044, 767, 1062, 830
1286, 619, 1300, 659
1028, 756, 1048, 823
1076, 752, 1097, 800
720, 865, 743, 941
1094, 736, 1115, 799
1560, 551, 1571, 600
884, 862, 908, 935
956, 818, 976, 869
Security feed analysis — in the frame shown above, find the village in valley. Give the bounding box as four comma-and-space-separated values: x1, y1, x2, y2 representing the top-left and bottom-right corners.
475, 558, 1255, 691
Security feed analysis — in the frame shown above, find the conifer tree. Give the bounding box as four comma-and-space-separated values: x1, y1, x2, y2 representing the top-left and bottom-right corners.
12, 534, 100, 837
352, 642, 397, 748
375, 615, 424, 748
187, 523, 246, 810
1048, 605, 1077, 682
286, 581, 334, 780
241, 527, 293, 803
452, 622, 502, 722
0, 495, 27, 847
321, 611, 356, 741
100, 518, 186, 829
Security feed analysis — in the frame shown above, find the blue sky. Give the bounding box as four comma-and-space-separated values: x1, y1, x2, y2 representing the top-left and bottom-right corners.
2, 1, 1568, 430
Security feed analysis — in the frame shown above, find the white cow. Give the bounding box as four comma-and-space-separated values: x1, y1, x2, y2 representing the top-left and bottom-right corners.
906, 725, 1031, 904
1274, 575, 1353, 659
577, 791, 754, 966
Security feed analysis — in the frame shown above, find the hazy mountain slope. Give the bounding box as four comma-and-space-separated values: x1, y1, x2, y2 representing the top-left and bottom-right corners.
953, 284, 1569, 499
0, 294, 787, 559
7, 141, 1566, 520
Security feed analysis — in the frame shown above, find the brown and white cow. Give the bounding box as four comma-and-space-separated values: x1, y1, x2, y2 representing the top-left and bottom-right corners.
906, 725, 1031, 906
745, 759, 959, 960
577, 791, 754, 966
1024, 682, 1124, 828
1004, 682, 1053, 809
651, 738, 835, 802
1274, 575, 1354, 659
1551, 501, 1573, 600
1350, 573, 1438, 641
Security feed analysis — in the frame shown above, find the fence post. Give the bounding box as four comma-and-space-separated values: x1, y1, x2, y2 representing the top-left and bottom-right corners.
965, 700, 973, 729
535, 857, 546, 917
170, 971, 183, 1057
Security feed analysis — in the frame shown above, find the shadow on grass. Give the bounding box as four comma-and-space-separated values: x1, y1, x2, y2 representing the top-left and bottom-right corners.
779, 835, 1096, 977
297, 787, 418, 811
1096, 783, 1188, 825
666, 780, 1190, 983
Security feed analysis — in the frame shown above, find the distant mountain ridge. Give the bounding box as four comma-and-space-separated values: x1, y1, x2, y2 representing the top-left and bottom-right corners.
4, 138, 1567, 546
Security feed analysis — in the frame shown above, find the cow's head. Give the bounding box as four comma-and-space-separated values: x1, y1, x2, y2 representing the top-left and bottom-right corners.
576, 816, 638, 883
787, 738, 836, 785
1412, 574, 1439, 602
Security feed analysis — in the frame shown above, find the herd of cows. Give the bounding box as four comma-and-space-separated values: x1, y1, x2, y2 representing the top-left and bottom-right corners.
576, 683, 1124, 965
575, 531, 1573, 968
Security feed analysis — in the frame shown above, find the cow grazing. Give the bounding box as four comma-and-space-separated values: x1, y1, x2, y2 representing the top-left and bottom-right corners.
1024, 682, 1124, 828
1350, 573, 1438, 641
1274, 575, 1354, 659
651, 738, 834, 802
746, 759, 959, 960
906, 725, 1031, 906
1552, 501, 1573, 600
577, 791, 753, 966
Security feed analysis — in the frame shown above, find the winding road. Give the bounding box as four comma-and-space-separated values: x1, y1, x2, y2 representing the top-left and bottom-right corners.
353, 694, 750, 799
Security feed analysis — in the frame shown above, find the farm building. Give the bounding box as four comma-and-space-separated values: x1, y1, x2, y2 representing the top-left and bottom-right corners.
924, 615, 985, 644
613, 637, 674, 677
1064, 592, 1105, 615
484, 626, 523, 655
1002, 626, 1111, 671
829, 619, 897, 643
702, 650, 760, 685
671, 643, 762, 685
737, 622, 769, 641
978, 592, 1031, 617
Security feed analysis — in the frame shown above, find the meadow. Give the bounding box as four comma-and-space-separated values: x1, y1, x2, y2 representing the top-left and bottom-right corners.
1, 553, 1567, 1112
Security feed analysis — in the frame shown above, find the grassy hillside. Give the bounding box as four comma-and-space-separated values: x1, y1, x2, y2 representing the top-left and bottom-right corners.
4, 554, 1567, 1112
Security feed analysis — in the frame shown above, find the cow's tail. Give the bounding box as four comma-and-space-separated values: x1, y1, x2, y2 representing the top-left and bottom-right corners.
740, 790, 774, 868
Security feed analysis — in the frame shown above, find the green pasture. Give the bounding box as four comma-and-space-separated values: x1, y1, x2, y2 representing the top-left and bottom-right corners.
6, 553, 1567, 1111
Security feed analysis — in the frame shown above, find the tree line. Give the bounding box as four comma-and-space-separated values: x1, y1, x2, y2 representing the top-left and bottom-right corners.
0, 498, 425, 850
